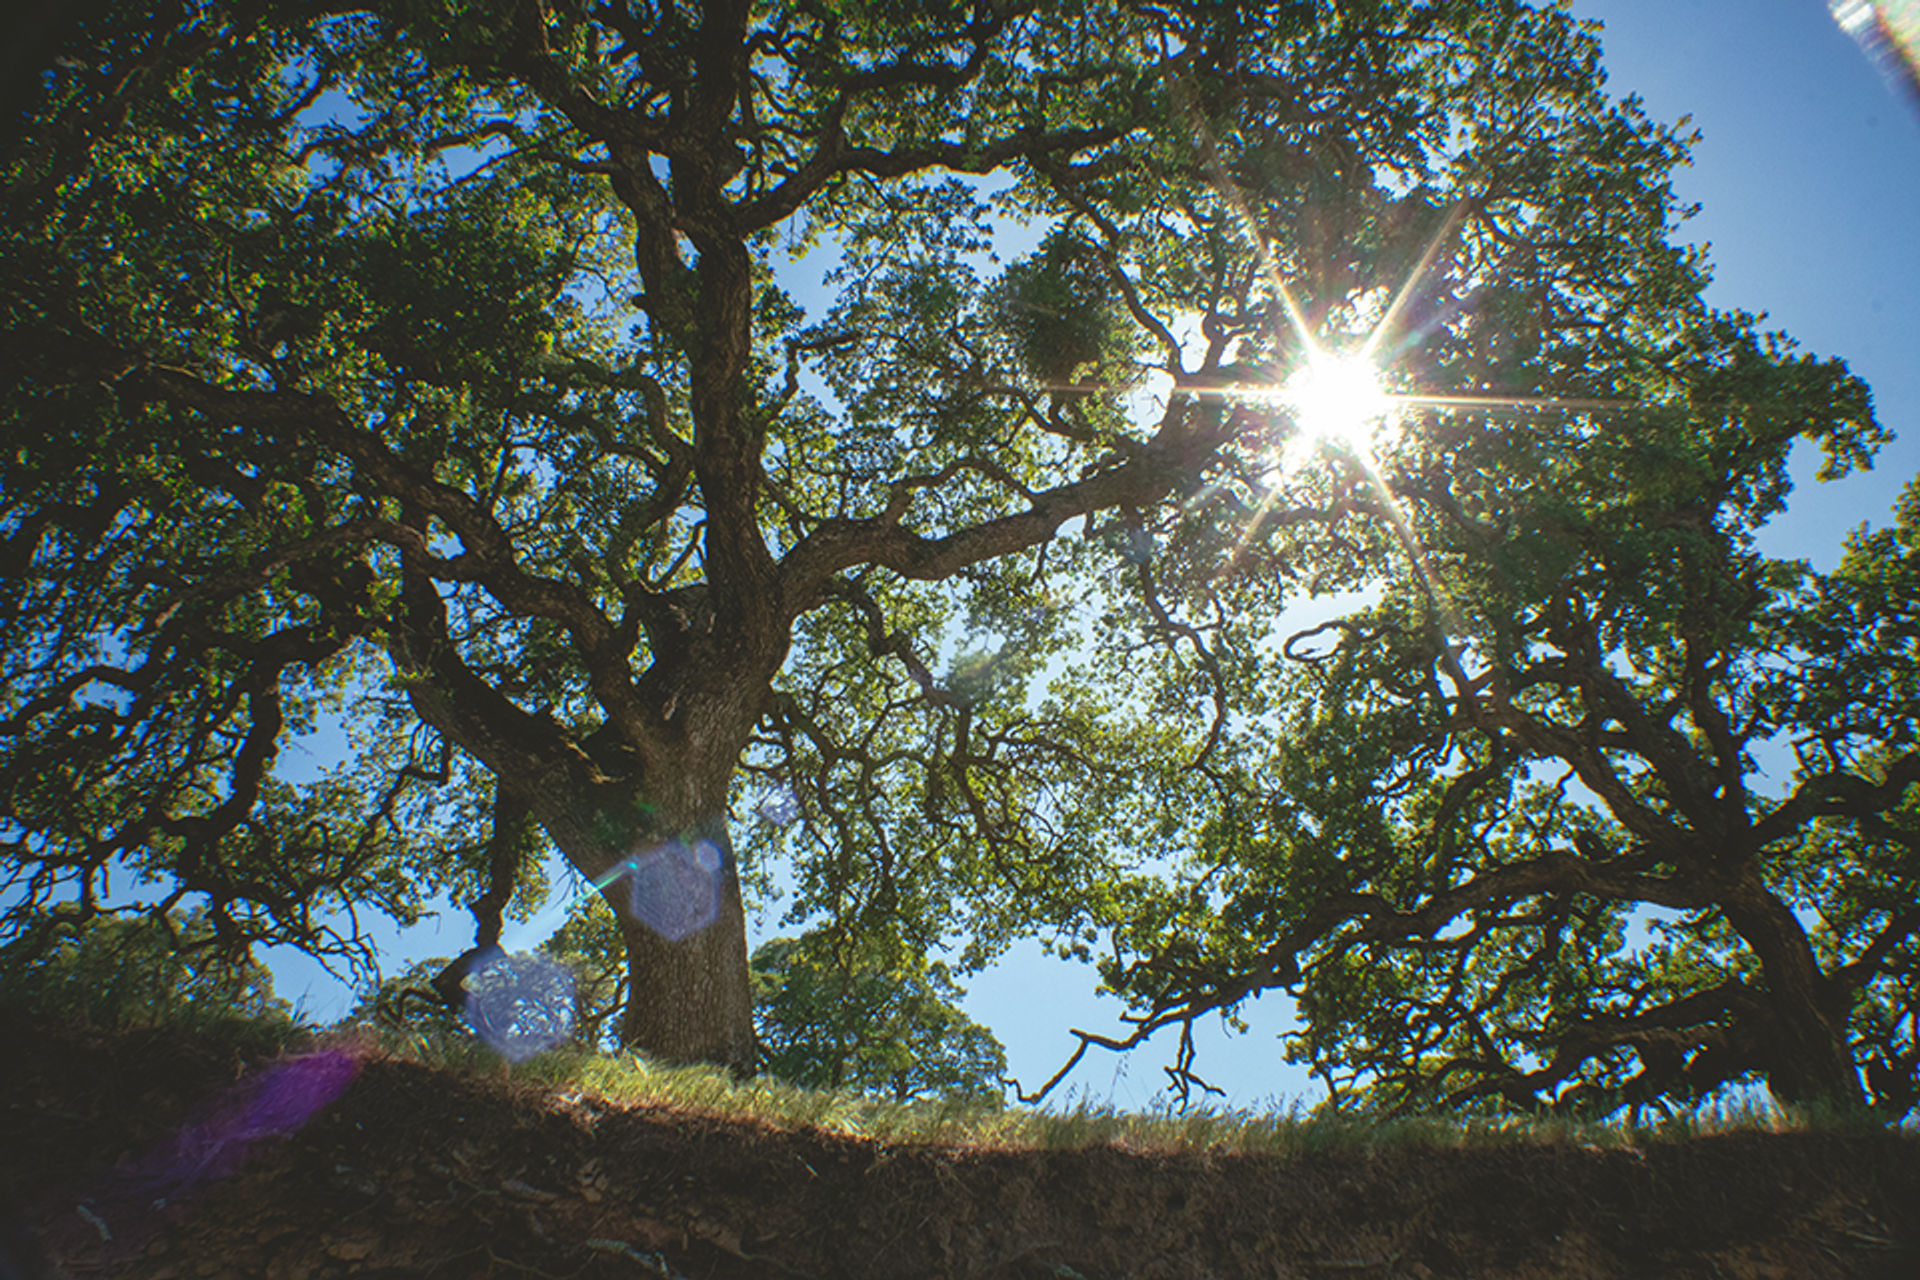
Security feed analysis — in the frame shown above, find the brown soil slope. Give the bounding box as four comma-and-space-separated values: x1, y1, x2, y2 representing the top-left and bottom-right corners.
1, 1014, 1914, 1279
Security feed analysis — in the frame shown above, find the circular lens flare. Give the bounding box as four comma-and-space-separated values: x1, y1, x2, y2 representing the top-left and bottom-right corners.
1284, 352, 1391, 449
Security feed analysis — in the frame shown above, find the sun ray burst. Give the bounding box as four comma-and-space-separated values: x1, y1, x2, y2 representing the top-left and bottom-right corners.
1162, 78, 1639, 636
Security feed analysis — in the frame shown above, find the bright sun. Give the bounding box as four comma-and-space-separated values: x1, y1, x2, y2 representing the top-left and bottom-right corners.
1283, 352, 1392, 449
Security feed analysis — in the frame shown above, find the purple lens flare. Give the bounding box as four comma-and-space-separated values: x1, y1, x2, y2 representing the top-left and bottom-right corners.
590, 836, 728, 942
35, 1050, 361, 1271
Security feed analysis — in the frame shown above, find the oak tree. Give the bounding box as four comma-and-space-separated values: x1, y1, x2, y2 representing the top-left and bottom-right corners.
1076, 316, 1906, 1118
4, 0, 1898, 1114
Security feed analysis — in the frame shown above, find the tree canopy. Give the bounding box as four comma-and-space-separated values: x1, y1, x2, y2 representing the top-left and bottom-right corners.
1082, 357, 1914, 1119
2, 0, 1908, 1118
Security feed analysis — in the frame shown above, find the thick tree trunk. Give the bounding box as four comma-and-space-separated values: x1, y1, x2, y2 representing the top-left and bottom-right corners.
393, 544, 771, 1075
610, 817, 756, 1073
513, 772, 759, 1074
1757, 1002, 1864, 1112
1722, 871, 1864, 1112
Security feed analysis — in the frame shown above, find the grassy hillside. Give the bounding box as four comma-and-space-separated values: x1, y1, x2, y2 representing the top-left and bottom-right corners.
2, 1010, 1915, 1278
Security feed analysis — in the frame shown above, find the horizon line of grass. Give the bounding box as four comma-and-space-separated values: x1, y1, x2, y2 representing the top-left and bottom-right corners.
328, 1019, 1900, 1158
8, 998, 1900, 1156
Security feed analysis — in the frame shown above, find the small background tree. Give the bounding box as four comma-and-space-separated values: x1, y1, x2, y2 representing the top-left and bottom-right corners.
752, 928, 1007, 1104
0, 909, 296, 1042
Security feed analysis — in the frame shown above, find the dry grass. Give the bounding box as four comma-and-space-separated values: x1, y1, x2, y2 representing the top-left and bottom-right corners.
325, 1019, 1880, 1159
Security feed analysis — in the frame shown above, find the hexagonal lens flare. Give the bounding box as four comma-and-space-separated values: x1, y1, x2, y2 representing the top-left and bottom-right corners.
460, 950, 577, 1062
591, 836, 728, 942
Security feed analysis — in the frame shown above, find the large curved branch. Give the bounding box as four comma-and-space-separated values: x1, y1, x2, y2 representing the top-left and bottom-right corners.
1436, 979, 1763, 1112
1754, 749, 1920, 847
738, 120, 1130, 233
1351, 850, 1719, 944
385, 571, 632, 884
778, 410, 1236, 615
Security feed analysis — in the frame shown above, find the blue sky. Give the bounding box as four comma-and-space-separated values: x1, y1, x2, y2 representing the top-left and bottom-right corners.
266, 0, 1920, 1112
1586, 0, 1920, 565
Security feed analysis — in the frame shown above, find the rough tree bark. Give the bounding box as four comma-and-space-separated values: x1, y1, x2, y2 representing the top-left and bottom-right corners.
1721, 871, 1865, 1110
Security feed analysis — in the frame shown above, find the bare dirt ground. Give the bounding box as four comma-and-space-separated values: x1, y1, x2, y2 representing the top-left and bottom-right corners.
2, 1011, 1915, 1279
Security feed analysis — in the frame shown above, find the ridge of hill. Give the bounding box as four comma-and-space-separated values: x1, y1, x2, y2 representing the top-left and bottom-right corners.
2, 1012, 1915, 1279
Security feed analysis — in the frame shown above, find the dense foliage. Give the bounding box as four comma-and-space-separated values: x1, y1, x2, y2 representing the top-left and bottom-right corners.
1089, 385, 1916, 1119
1, 1, 1910, 1118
